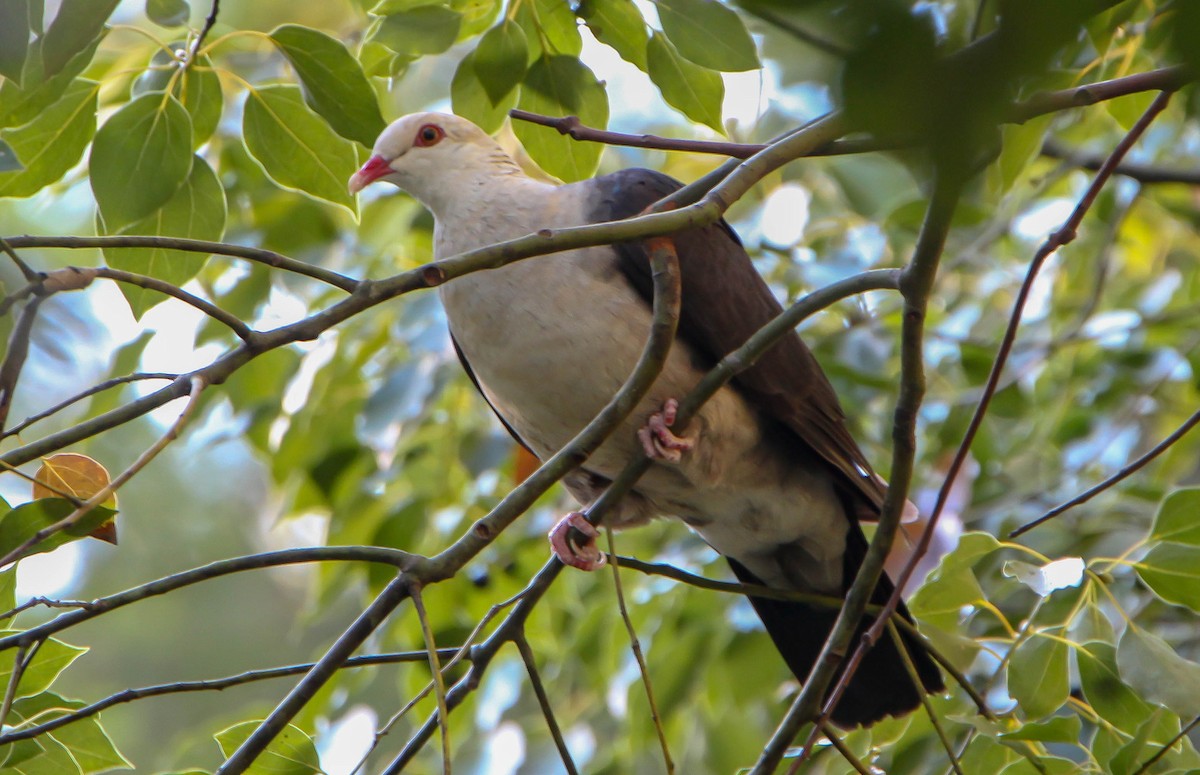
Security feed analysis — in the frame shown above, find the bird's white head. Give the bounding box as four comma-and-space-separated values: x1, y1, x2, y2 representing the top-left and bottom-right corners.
348, 112, 521, 216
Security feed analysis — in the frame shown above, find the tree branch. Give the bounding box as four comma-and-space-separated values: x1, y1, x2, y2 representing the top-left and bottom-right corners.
1011, 406, 1200, 537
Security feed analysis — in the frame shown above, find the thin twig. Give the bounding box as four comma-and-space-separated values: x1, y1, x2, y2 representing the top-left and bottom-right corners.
190, 0, 220, 62
0, 296, 43, 432
1131, 714, 1200, 775
0, 546, 413, 651
93, 267, 255, 341
0, 644, 29, 730
409, 583, 451, 775
607, 531, 673, 774
514, 636, 579, 775
0, 375, 207, 566
755, 174, 963, 775
216, 571, 414, 774
1, 235, 358, 292
0, 649, 462, 744
884, 89, 1174, 601
1011, 407, 1200, 537
0, 238, 41, 283
817, 722, 874, 775
2, 372, 179, 441
1042, 139, 1200, 186
509, 66, 1191, 161
888, 621, 963, 775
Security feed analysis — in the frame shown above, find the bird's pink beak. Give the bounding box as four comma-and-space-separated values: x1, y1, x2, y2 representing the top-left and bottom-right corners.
348, 154, 393, 194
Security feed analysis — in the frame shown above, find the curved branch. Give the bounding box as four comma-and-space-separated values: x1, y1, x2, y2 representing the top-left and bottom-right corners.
1, 372, 178, 441
93, 267, 254, 341
1011, 407, 1200, 537
0, 648, 462, 744
0, 546, 414, 650
0, 236, 358, 293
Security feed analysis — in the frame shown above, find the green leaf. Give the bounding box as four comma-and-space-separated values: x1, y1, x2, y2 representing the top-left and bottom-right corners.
89, 91, 193, 230
1002, 557, 1084, 597
0, 34, 101, 129
0, 0, 32, 82
214, 721, 320, 774
0, 736, 44, 770
646, 31, 724, 132
373, 6, 462, 56
11, 692, 130, 774
0, 639, 88, 700
270, 24, 386, 147
989, 114, 1052, 194
472, 20, 528, 104
908, 566, 983, 625
133, 48, 223, 149
578, 0, 648, 71
1007, 632, 1070, 719
528, 0, 581, 55
1136, 542, 1200, 612
655, 0, 759, 72
102, 155, 227, 319
0, 566, 15, 612
146, 0, 189, 27
242, 84, 359, 213
999, 714, 1082, 744
1150, 488, 1200, 545
0, 500, 117, 561
513, 55, 608, 181
39, 0, 120, 77
1108, 709, 1179, 775
1117, 625, 1200, 718
0, 79, 97, 197
5, 729, 81, 775
1077, 640, 1155, 731
452, 49, 516, 134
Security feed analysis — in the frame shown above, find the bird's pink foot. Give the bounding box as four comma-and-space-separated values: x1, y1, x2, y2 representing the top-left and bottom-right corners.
548, 512, 606, 570
637, 398, 694, 463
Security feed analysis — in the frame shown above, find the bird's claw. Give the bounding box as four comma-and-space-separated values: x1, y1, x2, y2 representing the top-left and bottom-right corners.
638, 398, 694, 463
548, 512, 607, 570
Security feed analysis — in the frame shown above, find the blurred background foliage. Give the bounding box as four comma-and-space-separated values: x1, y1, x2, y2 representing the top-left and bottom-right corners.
0, 0, 1199, 772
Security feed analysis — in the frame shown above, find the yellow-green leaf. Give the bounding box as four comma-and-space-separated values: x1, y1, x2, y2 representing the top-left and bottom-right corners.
103, 154, 227, 319
242, 84, 358, 213
372, 6, 462, 56
215, 721, 320, 774
1149, 488, 1200, 545
270, 24, 386, 147
146, 0, 190, 27
89, 92, 194, 230
578, 0, 648, 71
472, 19, 528, 104
513, 55, 607, 182
0, 79, 97, 197
452, 50, 517, 134
646, 31, 723, 133
655, 0, 759, 72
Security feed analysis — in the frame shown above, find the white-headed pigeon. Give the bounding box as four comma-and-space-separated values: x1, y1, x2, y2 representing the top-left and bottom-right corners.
349, 113, 944, 727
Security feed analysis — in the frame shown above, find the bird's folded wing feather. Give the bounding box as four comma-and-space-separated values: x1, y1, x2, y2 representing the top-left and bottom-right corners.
588, 168, 887, 512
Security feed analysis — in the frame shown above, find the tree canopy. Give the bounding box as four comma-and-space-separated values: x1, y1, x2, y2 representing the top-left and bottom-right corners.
0, 0, 1199, 773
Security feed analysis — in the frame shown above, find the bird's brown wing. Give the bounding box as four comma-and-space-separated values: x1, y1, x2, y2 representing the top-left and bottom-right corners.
587, 168, 887, 513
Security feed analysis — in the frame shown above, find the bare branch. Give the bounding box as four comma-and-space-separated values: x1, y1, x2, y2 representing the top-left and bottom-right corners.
410, 583, 452, 774
0, 296, 43, 432
607, 532, 673, 774
0, 546, 413, 650
216, 571, 414, 774
190, 0, 221, 62
2, 372, 178, 441
1011, 407, 1200, 538
0, 238, 41, 284
1132, 714, 1200, 775
0, 375, 206, 566
514, 636, 579, 775
0, 648, 461, 744
1, 235, 358, 293
93, 267, 255, 341
1043, 139, 1200, 186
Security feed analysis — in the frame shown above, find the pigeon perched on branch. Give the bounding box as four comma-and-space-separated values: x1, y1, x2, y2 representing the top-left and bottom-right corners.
350, 113, 944, 727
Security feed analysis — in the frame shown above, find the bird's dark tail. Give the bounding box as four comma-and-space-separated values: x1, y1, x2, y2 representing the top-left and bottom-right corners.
727, 525, 944, 728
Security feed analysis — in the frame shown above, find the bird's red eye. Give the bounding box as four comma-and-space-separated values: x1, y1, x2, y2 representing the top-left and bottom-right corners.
415, 124, 444, 147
